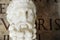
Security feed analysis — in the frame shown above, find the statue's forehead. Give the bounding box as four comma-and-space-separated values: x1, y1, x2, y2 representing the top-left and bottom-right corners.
12, 0, 32, 2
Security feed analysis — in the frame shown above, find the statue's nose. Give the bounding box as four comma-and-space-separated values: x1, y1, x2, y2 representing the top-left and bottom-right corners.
19, 11, 28, 22
19, 13, 27, 22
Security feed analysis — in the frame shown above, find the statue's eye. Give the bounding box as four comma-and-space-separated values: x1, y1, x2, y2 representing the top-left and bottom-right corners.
26, 11, 28, 18
26, 11, 28, 14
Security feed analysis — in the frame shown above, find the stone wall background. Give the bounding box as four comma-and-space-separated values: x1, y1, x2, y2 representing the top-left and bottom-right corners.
0, 0, 60, 40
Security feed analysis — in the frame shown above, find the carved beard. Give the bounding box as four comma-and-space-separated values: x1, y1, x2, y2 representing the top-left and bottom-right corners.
9, 22, 36, 40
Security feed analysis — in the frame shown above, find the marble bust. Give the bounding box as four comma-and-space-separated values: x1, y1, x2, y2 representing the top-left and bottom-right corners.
6, 0, 36, 40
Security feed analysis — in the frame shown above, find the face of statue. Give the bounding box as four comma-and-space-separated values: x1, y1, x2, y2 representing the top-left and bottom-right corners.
7, 8, 35, 25
7, 8, 35, 31
12, 9, 34, 30
6, 0, 36, 25
7, 0, 36, 31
